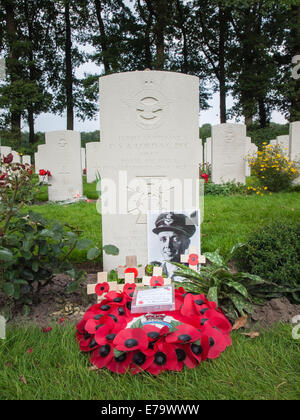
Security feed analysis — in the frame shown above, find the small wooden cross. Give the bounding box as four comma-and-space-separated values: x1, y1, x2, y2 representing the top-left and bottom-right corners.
117, 256, 145, 282
181, 246, 206, 269
142, 266, 172, 287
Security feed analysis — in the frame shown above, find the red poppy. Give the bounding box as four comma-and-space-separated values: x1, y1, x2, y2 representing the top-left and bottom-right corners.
106, 351, 133, 374
146, 340, 178, 375
114, 328, 148, 352
173, 343, 198, 370
27, 349, 33, 354
124, 267, 138, 279
187, 335, 210, 363
58, 318, 66, 325
200, 323, 231, 359
165, 324, 201, 345
180, 293, 210, 318
95, 282, 109, 297
90, 344, 114, 369
150, 276, 164, 287
131, 349, 155, 374
188, 254, 199, 266
39, 169, 47, 176
46, 170, 52, 177
143, 324, 169, 342
3, 153, 13, 164
123, 283, 136, 299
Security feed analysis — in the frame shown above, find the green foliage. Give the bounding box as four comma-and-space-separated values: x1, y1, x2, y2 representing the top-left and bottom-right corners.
172, 245, 267, 321
0, 159, 99, 313
248, 143, 300, 192
204, 181, 248, 196
234, 220, 300, 303
247, 123, 289, 149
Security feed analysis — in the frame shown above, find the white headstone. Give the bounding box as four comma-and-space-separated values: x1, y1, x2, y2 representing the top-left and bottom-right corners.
289, 121, 300, 162
81, 147, 86, 173
98, 71, 201, 271
245, 137, 258, 177
205, 137, 212, 165
0, 146, 12, 158
34, 144, 47, 175
86, 142, 101, 183
270, 139, 277, 146
276, 135, 290, 156
22, 155, 31, 165
0, 316, 6, 340
45, 130, 83, 202
211, 123, 247, 184
11, 151, 20, 163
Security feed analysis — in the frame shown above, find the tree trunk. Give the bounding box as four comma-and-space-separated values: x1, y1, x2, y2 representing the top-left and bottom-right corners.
218, 3, 227, 123
65, 0, 74, 130
258, 99, 268, 128
290, 3, 300, 122
94, 0, 111, 74
4, 0, 21, 144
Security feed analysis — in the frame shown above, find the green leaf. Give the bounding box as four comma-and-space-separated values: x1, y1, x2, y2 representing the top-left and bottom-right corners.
32, 260, 39, 273
229, 294, 249, 316
66, 280, 79, 294
114, 349, 127, 359
129, 319, 143, 329
169, 320, 183, 333
204, 250, 225, 267
0, 248, 13, 262
103, 245, 119, 256
207, 286, 218, 305
76, 239, 93, 250
238, 273, 266, 285
87, 247, 101, 260
3, 283, 14, 297
225, 280, 250, 299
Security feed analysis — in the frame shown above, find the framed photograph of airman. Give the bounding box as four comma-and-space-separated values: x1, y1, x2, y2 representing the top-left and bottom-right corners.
147, 210, 201, 282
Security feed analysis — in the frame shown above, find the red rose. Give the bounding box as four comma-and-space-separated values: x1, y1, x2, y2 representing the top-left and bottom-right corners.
0, 173, 7, 181
3, 153, 13, 164
39, 169, 47, 176
201, 173, 209, 184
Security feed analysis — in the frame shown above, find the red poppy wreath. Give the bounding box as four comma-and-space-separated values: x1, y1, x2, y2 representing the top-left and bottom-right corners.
76, 285, 232, 375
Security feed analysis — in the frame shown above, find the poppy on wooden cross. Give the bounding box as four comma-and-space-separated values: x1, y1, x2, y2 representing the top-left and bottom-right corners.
142, 266, 172, 287
117, 256, 145, 282
87, 272, 122, 303
181, 246, 206, 269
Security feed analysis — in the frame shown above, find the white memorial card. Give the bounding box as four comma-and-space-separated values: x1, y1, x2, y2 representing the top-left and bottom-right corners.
131, 285, 175, 314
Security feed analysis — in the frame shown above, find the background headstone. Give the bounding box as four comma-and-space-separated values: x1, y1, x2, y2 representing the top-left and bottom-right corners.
0, 146, 12, 157
35, 144, 47, 175
22, 155, 31, 165
81, 147, 86, 174
45, 130, 83, 202
0, 57, 5, 80
98, 71, 201, 271
204, 137, 212, 165
11, 151, 20, 163
289, 121, 300, 162
211, 123, 247, 184
245, 137, 257, 177
276, 135, 290, 156
86, 142, 101, 183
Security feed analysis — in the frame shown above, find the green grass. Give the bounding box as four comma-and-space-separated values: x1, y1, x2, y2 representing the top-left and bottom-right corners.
34, 176, 99, 202
0, 323, 299, 400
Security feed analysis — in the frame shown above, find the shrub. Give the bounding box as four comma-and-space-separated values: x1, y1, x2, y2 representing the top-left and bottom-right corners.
234, 221, 300, 303
205, 181, 248, 196
0, 154, 99, 315
248, 143, 299, 192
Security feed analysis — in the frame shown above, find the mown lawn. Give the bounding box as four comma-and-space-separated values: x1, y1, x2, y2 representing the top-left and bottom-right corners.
0, 323, 299, 400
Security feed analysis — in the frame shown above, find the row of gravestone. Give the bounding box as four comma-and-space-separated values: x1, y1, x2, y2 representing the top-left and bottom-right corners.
0, 146, 31, 165
1, 70, 300, 285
